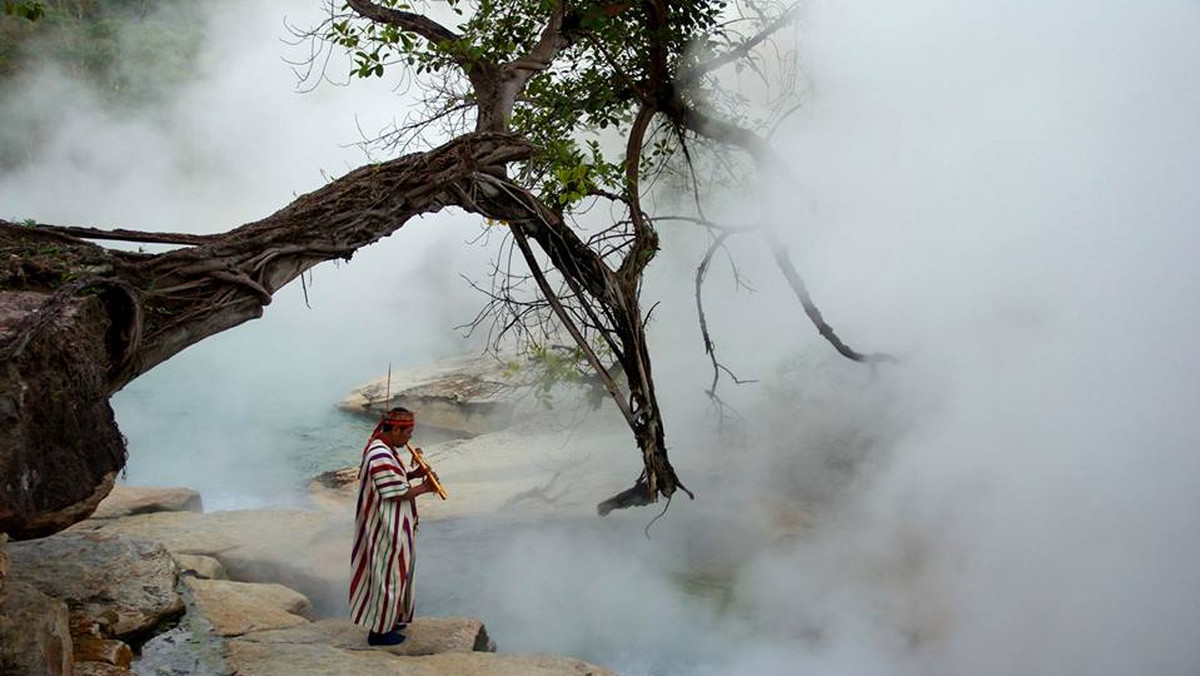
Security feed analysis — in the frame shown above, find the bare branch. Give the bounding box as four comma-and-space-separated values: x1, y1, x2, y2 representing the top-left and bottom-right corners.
767, 233, 897, 364
22, 223, 215, 247
344, 0, 460, 45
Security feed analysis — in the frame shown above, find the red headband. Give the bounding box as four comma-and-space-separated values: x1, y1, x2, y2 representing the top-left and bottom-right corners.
381, 410, 415, 427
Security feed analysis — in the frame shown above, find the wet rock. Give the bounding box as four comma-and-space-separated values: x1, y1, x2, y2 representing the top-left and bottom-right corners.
225, 640, 616, 676
185, 578, 312, 637
175, 553, 227, 580
0, 581, 72, 676
89, 485, 203, 520
6, 531, 184, 640
238, 616, 495, 656
134, 605, 227, 676
340, 355, 521, 436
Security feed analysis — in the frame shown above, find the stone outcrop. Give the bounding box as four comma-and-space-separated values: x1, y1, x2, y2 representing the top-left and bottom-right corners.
340, 355, 522, 436
0, 581, 72, 676
6, 531, 184, 640
71, 509, 348, 617
88, 484, 202, 520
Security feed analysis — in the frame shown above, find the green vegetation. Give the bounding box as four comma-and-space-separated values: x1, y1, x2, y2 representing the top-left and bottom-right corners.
0, 0, 202, 102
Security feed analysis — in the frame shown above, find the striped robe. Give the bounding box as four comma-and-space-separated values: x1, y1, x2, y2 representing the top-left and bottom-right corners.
349, 438, 418, 632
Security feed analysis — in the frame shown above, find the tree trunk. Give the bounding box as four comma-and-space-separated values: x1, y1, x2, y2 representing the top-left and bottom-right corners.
0, 132, 530, 538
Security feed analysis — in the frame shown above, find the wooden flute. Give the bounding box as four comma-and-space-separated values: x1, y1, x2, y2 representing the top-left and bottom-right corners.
405, 443, 447, 500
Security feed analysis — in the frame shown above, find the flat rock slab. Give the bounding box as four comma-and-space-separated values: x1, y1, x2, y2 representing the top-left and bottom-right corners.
71, 509, 348, 616
239, 617, 495, 656
6, 532, 183, 640
185, 578, 312, 637
227, 640, 615, 676
89, 485, 202, 520
0, 581, 72, 676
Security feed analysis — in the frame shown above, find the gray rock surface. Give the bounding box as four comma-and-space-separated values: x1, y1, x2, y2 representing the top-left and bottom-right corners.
225, 640, 616, 676
90, 485, 203, 520
133, 603, 227, 676
0, 581, 72, 676
6, 531, 183, 640
238, 616, 495, 656
71, 509, 348, 616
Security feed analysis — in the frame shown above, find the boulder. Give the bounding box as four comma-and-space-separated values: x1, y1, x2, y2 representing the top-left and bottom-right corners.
89, 485, 202, 520
0, 581, 72, 676
184, 578, 312, 637
340, 355, 521, 436
0, 284, 128, 541
5, 471, 118, 541
226, 640, 616, 676
175, 553, 227, 580
6, 531, 183, 640
73, 509, 349, 617
238, 616, 495, 656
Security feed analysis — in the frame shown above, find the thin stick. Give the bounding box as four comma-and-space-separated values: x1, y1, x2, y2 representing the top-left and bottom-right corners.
385, 362, 392, 409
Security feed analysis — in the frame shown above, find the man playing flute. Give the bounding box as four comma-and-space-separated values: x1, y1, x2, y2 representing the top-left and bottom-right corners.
349, 407, 438, 646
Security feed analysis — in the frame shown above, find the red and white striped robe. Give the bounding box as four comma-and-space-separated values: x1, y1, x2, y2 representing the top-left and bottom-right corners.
349, 438, 418, 633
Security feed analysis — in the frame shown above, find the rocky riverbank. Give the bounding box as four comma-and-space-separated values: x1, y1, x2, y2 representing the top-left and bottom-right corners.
0, 484, 615, 675
0, 356, 645, 675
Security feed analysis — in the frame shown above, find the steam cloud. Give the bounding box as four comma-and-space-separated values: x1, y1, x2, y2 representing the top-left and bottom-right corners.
3, 1, 1199, 675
